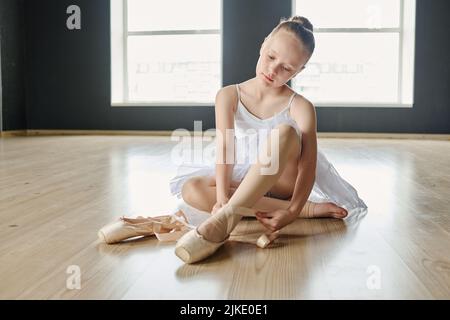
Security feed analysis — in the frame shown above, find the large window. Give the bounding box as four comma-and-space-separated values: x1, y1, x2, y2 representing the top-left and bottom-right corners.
111, 0, 222, 106
293, 0, 416, 107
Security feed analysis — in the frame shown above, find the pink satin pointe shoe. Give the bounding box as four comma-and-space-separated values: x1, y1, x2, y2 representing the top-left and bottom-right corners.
174, 228, 227, 264
98, 211, 193, 244
175, 203, 276, 264
255, 231, 280, 248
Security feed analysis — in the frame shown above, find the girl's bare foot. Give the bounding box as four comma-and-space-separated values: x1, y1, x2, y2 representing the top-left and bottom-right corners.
299, 201, 348, 219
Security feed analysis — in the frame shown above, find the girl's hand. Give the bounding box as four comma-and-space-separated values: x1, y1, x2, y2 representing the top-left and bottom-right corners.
212, 197, 229, 215
255, 209, 297, 232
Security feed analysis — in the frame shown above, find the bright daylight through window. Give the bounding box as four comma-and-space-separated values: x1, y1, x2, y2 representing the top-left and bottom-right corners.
111, 0, 222, 106
111, 0, 415, 108
292, 0, 416, 107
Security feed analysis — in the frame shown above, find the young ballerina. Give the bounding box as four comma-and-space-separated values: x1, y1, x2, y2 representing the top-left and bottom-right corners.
98, 16, 367, 260
173, 16, 367, 263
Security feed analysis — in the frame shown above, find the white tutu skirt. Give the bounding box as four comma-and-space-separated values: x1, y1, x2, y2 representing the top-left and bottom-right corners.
169, 148, 367, 225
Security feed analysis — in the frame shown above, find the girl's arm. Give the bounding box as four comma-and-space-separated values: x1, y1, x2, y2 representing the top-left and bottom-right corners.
214, 86, 237, 203
287, 98, 318, 215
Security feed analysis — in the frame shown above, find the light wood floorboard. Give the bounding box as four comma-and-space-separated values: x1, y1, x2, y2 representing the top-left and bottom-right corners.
0, 136, 449, 299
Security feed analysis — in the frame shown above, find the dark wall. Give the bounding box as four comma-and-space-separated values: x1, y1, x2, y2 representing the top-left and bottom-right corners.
5, 0, 450, 132
0, 0, 26, 130
24, 0, 215, 131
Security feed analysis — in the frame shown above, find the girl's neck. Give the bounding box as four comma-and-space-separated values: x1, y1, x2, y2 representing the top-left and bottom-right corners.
245, 77, 288, 100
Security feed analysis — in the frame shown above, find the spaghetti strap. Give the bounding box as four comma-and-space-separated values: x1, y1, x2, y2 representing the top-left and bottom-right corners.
235, 84, 241, 102
287, 92, 297, 109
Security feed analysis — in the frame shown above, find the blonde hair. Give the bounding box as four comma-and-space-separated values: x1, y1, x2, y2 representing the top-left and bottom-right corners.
268, 16, 315, 59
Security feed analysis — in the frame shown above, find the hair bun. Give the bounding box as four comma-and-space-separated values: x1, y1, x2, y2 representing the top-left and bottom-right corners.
290, 16, 313, 32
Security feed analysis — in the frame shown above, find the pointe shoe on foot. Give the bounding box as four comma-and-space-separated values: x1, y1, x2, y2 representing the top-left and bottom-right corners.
174, 228, 226, 264
98, 212, 192, 244
175, 204, 257, 263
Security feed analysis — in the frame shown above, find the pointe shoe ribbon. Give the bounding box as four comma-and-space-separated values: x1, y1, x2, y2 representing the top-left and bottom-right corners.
98, 211, 194, 244
175, 204, 277, 264
154, 213, 195, 242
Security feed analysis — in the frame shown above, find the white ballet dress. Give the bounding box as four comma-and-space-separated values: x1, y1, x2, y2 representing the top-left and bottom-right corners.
169, 84, 367, 223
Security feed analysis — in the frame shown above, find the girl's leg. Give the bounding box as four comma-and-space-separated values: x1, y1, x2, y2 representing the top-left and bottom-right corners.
198, 124, 301, 242
181, 176, 286, 213
181, 178, 347, 219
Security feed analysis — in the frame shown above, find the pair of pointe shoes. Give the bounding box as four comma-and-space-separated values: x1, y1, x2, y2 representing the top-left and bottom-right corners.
98, 211, 193, 244
175, 203, 279, 264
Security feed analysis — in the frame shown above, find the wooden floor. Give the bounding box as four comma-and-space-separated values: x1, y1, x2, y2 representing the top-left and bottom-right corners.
0, 135, 449, 299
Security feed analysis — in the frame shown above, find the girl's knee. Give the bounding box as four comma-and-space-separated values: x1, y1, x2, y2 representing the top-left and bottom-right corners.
181, 177, 207, 202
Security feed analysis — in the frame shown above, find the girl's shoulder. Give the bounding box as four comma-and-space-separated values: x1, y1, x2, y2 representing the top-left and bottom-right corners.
281, 83, 311, 105
215, 84, 239, 113
283, 84, 304, 100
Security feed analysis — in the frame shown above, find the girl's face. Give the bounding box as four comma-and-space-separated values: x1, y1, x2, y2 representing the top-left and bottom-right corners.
256, 29, 310, 87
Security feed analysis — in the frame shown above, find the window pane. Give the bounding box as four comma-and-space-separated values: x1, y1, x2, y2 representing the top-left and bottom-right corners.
295, 0, 400, 28
127, 35, 221, 103
292, 33, 399, 104
128, 0, 220, 31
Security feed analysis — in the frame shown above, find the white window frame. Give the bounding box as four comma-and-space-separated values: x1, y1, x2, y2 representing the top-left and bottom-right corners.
111, 0, 223, 107
293, 0, 416, 108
